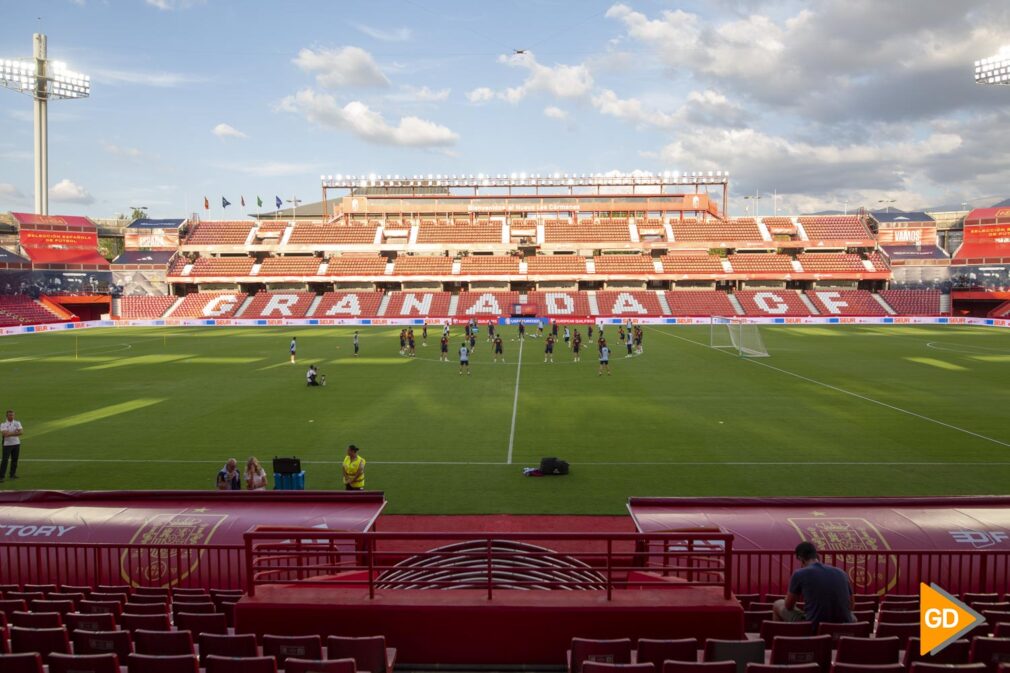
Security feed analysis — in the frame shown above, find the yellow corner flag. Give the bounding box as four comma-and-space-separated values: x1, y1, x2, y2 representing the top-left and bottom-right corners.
920, 582, 985, 656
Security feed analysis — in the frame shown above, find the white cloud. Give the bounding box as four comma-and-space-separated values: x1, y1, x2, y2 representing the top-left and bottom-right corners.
544, 106, 568, 121
466, 87, 496, 104
145, 0, 204, 9
50, 179, 94, 205
92, 68, 205, 88
102, 142, 144, 158
280, 89, 459, 147
592, 89, 676, 128
212, 123, 248, 139
0, 183, 25, 199
217, 161, 322, 177
390, 85, 451, 103
495, 51, 594, 102
353, 23, 412, 42
293, 46, 389, 88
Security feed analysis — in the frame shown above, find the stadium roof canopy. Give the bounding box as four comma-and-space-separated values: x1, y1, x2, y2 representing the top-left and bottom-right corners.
128, 218, 185, 229
112, 250, 175, 265
870, 211, 935, 223
965, 207, 1010, 225
0, 247, 29, 263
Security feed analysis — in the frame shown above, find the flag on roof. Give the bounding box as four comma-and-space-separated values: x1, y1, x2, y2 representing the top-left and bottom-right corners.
203, 196, 209, 210
222, 197, 231, 208
275, 196, 282, 209
240, 196, 245, 207
257, 196, 263, 207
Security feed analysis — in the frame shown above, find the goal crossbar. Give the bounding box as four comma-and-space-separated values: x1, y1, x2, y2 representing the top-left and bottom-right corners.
710, 316, 769, 357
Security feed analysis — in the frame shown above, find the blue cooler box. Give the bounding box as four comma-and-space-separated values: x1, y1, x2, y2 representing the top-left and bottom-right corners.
273, 471, 305, 490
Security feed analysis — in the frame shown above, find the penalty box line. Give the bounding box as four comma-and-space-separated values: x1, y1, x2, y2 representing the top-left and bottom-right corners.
646, 326, 1010, 450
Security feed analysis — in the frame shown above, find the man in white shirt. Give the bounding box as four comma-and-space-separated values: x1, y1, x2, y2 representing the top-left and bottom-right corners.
459, 343, 470, 376
1, 409, 23, 482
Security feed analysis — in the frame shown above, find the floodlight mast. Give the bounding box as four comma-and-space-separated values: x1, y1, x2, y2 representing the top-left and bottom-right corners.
0, 34, 91, 215
975, 47, 1010, 86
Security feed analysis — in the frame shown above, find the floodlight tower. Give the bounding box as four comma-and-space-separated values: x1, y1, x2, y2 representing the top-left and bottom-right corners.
975, 47, 1010, 86
0, 33, 91, 215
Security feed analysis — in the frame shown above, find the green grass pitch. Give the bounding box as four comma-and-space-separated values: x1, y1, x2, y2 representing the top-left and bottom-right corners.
1, 323, 1008, 513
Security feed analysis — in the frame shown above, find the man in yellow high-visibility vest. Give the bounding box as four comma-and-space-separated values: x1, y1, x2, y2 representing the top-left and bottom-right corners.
342, 444, 366, 491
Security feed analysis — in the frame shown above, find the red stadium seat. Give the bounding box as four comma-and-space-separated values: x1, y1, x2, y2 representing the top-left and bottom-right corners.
0, 599, 28, 620
703, 640, 766, 672
47, 593, 85, 608
64, 612, 116, 634
199, 633, 259, 665
636, 639, 699, 670
23, 584, 56, 595
326, 636, 397, 673
567, 638, 635, 673
834, 636, 900, 665
174, 611, 227, 635
7, 592, 45, 603
261, 634, 323, 668
831, 665, 904, 673
29, 599, 74, 616
874, 622, 918, 646
127, 594, 170, 605
817, 621, 872, 642
0, 652, 44, 673
663, 662, 736, 673
904, 637, 970, 668
735, 594, 760, 609
910, 665, 986, 672
204, 654, 278, 673
746, 666, 820, 672
965, 594, 1003, 605
769, 635, 832, 670
48, 652, 120, 673
970, 638, 1010, 672
126, 653, 200, 673
78, 600, 122, 617
285, 659, 358, 673
72, 628, 133, 659
133, 587, 170, 598
124, 601, 168, 613
133, 629, 194, 656
88, 593, 128, 606
9, 625, 71, 664
743, 610, 773, 633
583, 663, 655, 673
877, 609, 919, 624
59, 585, 93, 596
12, 611, 62, 628
760, 621, 813, 641
121, 612, 172, 632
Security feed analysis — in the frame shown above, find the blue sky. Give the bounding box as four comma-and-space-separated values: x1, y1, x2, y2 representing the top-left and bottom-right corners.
3, 0, 1010, 218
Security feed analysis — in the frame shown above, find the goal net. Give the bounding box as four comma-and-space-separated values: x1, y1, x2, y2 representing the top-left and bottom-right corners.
710, 316, 769, 357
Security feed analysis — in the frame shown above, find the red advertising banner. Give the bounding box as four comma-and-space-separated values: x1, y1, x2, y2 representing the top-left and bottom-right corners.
963, 223, 1010, 245
11, 212, 96, 229
19, 228, 99, 249
876, 223, 938, 246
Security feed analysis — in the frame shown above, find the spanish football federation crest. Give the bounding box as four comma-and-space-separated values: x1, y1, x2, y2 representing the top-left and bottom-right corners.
787, 516, 899, 593
120, 511, 228, 588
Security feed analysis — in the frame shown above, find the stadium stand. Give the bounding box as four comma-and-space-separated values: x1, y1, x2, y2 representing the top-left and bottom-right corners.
289, 223, 378, 245
240, 291, 315, 319
671, 218, 763, 242
417, 222, 502, 244
183, 221, 254, 246
763, 217, 797, 236
257, 257, 322, 277
325, 256, 388, 276
805, 290, 888, 316
528, 291, 592, 317
866, 251, 891, 271
661, 253, 726, 274
727, 254, 795, 273
312, 292, 384, 319
595, 291, 664, 316
735, 290, 812, 316
384, 291, 452, 317
167, 256, 189, 276
392, 256, 454, 276
170, 292, 248, 318
458, 255, 521, 275
593, 255, 656, 274
879, 289, 942, 315
798, 216, 873, 241
796, 253, 867, 273
189, 257, 255, 277
527, 255, 587, 275
118, 296, 177, 319
544, 220, 631, 243
0, 296, 64, 327
664, 291, 739, 316
456, 291, 520, 317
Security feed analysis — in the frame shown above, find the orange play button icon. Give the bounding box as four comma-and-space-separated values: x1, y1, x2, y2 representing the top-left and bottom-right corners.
920, 583, 986, 655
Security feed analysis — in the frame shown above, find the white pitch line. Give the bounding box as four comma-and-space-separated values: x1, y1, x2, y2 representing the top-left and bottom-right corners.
648, 326, 1010, 450
506, 337, 524, 465
17, 458, 1010, 467
20, 458, 508, 466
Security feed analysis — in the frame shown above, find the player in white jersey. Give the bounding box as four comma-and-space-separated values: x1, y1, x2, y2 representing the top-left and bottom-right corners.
598, 345, 611, 376
459, 343, 471, 375
289, 337, 297, 364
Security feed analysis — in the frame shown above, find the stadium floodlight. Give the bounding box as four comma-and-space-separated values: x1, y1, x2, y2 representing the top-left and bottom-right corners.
975, 47, 1010, 85
0, 34, 91, 215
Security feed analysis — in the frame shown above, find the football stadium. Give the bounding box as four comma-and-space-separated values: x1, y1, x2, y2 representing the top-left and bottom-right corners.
1, 3, 1010, 672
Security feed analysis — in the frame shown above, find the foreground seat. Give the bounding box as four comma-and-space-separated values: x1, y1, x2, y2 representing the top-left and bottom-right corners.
834, 637, 900, 666
703, 640, 765, 673
326, 635, 397, 673
133, 629, 194, 656
284, 659, 357, 673
48, 652, 120, 673
769, 634, 832, 670
199, 633, 259, 665
636, 639, 699, 669
262, 634, 323, 669
9, 625, 71, 664
126, 653, 200, 673
72, 628, 133, 660
204, 654, 278, 673
0, 652, 44, 673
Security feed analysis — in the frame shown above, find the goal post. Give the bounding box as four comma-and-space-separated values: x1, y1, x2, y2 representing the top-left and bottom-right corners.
710, 316, 769, 357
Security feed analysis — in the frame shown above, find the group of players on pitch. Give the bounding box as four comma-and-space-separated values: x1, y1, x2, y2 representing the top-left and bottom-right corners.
432, 318, 644, 376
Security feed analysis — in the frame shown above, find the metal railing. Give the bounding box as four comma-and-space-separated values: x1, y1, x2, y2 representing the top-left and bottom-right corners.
0, 540, 245, 589
243, 527, 736, 600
